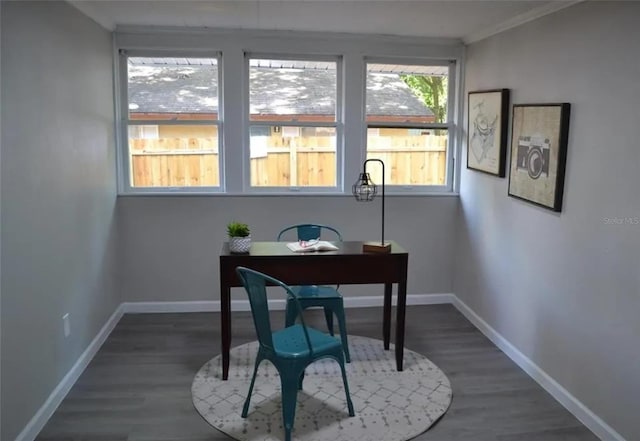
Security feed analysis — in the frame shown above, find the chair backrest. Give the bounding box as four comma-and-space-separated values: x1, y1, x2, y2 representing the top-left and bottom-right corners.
277, 224, 343, 242
236, 266, 311, 353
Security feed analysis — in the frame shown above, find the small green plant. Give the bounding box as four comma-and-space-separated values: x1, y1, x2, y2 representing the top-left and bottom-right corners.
227, 221, 250, 238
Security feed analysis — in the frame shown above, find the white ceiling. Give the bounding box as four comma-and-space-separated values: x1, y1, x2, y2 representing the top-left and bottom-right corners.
69, 0, 580, 44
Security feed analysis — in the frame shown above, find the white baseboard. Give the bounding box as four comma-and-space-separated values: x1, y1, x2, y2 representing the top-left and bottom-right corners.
19, 294, 623, 441
15, 304, 125, 441
452, 296, 624, 441
345, 293, 454, 308
122, 293, 455, 314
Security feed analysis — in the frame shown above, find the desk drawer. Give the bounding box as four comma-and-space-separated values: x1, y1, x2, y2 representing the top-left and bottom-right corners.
220, 253, 407, 286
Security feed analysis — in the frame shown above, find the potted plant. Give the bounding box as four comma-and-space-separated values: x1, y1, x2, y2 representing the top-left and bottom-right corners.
227, 221, 251, 253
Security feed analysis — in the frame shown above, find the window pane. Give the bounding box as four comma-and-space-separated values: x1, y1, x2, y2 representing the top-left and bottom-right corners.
129, 124, 219, 187
128, 57, 218, 119
366, 63, 448, 123
367, 128, 447, 185
249, 59, 337, 123
250, 125, 336, 187
366, 62, 449, 187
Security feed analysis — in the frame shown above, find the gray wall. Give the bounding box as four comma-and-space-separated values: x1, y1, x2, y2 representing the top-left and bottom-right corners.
457, 2, 640, 439
118, 195, 457, 302
0, 2, 118, 440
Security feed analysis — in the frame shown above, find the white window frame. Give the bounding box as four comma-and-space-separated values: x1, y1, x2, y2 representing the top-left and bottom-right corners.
244, 53, 343, 194
117, 49, 224, 194
363, 57, 457, 193
114, 29, 464, 196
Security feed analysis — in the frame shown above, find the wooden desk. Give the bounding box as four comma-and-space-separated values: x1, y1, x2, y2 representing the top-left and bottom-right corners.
219, 241, 409, 380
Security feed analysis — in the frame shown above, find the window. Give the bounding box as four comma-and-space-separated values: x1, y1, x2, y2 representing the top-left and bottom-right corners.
129, 125, 159, 139
365, 62, 451, 187
115, 31, 461, 195
123, 55, 221, 189
247, 57, 340, 189
281, 126, 301, 138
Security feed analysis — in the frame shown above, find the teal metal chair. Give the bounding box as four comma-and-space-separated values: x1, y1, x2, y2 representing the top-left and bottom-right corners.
277, 224, 351, 362
236, 266, 355, 441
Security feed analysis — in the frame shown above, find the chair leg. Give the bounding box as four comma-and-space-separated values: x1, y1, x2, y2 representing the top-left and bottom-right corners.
241, 355, 262, 418
337, 355, 355, 417
323, 307, 334, 336
280, 375, 300, 441
285, 298, 298, 328
298, 370, 305, 390
335, 307, 351, 363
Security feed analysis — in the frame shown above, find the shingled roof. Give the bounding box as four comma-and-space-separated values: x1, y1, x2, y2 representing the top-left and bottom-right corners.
128, 65, 434, 118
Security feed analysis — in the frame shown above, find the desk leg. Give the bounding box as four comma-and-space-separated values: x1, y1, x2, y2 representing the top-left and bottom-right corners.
383, 283, 392, 350
395, 277, 407, 372
221, 285, 231, 380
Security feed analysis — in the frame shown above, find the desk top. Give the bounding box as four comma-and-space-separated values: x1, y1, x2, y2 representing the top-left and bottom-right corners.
221, 240, 407, 257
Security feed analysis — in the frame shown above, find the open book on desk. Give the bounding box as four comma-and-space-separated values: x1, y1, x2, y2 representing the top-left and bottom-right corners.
286, 240, 339, 253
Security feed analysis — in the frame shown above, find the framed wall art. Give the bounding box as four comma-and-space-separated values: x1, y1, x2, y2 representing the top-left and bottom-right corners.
508, 103, 571, 212
467, 89, 510, 177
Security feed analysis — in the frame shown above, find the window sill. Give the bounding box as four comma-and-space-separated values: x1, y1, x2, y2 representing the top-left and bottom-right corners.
117, 191, 460, 198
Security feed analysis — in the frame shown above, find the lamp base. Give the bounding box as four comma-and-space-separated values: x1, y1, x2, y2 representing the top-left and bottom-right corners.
362, 241, 392, 253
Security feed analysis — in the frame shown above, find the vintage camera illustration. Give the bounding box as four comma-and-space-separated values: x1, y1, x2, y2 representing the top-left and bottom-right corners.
516, 135, 550, 179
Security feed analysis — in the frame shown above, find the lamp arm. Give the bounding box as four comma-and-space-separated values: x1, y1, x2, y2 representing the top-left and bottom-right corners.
363, 158, 385, 246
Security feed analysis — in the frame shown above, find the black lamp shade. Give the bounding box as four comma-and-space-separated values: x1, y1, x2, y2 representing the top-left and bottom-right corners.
352, 172, 378, 201
352, 159, 391, 253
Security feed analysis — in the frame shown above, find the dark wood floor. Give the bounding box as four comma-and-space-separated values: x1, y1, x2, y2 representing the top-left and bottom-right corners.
37, 305, 598, 441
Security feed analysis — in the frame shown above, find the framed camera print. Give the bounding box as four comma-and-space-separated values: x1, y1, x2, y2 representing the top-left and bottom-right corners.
467, 89, 510, 177
508, 103, 571, 212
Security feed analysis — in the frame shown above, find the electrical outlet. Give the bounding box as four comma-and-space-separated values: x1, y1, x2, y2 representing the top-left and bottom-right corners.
63, 313, 70, 338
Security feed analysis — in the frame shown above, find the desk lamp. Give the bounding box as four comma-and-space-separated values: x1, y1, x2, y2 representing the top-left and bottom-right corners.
352, 158, 391, 253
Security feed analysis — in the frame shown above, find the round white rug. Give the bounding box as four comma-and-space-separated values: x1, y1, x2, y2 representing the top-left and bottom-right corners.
192, 335, 452, 441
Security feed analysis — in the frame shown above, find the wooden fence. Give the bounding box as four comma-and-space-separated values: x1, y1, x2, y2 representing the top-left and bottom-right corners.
130, 138, 219, 187
129, 136, 447, 187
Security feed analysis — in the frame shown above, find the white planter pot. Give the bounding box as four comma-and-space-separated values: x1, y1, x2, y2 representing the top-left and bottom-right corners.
229, 236, 251, 253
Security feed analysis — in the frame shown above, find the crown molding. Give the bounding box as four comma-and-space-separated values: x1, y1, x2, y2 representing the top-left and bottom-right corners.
463, 0, 584, 45
114, 25, 462, 47
67, 1, 115, 31
68, 0, 583, 46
